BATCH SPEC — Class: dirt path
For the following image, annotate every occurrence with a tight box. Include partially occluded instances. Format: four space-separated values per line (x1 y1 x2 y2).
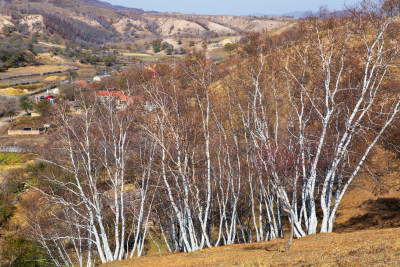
0 111 27 133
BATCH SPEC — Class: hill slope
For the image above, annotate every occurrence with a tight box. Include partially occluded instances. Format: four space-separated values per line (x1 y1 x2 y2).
103 228 400 266
103 153 400 266
0 0 295 42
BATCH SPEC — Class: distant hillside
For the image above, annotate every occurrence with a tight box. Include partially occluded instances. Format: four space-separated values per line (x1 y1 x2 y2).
78 0 144 14
0 0 295 43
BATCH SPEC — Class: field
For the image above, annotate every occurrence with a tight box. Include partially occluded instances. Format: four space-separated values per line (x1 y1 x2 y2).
121 52 163 61
0 53 97 96
0 65 73 80
104 228 400 266
0 64 72 96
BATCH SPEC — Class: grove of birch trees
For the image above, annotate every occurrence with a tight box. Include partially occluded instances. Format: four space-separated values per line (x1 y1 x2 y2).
17 1 400 265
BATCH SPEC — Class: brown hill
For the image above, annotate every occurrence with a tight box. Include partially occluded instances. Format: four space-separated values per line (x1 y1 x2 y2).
0 0 295 42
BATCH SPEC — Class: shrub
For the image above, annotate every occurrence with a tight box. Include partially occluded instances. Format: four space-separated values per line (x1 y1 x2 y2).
35 100 53 117
151 39 162 53
103 54 116 67
19 96 34 113
223 43 237 53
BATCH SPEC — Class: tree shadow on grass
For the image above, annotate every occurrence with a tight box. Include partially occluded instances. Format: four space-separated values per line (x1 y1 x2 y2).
243 242 283 252
335 198 400 232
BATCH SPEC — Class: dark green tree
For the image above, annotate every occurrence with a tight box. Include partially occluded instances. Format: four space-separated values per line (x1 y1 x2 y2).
19 96 34 113
35 100 53 117
103 55 116 67
151 39 162 53
4 110 16 122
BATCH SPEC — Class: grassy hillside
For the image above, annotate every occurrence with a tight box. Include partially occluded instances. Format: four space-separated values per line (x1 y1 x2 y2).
0 153 35 177
102 149 400 266
103 228 400 266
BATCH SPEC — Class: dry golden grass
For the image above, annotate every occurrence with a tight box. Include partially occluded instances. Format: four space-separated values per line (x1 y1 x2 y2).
37 53 66 65
207 47 228 60
103 228 400 267
0 153 35 182
43 75 67 82
16 83 46 90
122 52 164 61
331 147 400 232
102 145 400 267
0 87 27 95
0 82 15 89
268 22 298 36
10 116 47 130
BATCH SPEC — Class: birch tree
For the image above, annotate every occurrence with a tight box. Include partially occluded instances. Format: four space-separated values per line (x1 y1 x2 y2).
19 1 400 260
26 91 156 264
231 0 400 236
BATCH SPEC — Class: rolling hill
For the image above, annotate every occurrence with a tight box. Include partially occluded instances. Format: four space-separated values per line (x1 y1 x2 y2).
0 0 295 43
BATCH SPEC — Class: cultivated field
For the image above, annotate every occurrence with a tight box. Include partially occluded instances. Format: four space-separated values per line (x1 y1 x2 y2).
0 53 98 96
0 65 74 80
